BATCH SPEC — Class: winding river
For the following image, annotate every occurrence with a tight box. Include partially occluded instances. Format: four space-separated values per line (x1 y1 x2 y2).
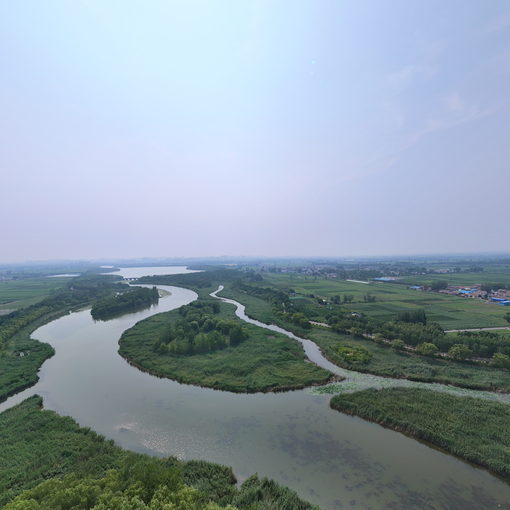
1 267 510 510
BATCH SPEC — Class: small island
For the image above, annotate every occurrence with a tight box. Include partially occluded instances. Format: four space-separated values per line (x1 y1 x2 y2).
119 299 333 393
91 287 159 321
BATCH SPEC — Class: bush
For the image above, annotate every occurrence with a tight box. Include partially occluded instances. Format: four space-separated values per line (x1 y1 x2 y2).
336 345 372 364
391 339 405 350
416 342 438 357
492 352 510 369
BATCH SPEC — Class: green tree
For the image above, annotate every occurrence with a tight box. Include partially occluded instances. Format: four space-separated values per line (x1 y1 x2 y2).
448 344 472 360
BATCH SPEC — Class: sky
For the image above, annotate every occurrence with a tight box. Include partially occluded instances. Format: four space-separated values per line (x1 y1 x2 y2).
1 0 509 262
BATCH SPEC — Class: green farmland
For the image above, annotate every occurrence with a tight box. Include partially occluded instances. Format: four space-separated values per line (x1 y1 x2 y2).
0 277 71 312
260 273 509 329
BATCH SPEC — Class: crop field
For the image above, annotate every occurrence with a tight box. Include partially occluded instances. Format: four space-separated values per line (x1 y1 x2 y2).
259 273 509 329
0 277 70 312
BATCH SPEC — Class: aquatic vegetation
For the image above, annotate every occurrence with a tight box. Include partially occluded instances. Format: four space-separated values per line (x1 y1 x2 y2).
331 388 510 479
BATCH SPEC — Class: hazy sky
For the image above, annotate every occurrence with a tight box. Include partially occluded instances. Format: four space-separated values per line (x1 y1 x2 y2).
1 1 509 262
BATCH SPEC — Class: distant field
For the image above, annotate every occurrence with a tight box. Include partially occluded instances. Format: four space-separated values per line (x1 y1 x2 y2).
261 273 509 329
0 278 70 312
403 266 510 287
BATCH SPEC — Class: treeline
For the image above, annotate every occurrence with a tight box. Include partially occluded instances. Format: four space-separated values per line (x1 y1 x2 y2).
326 309 510 363
153 301 248 356
91 287 159 321
1 396 320 509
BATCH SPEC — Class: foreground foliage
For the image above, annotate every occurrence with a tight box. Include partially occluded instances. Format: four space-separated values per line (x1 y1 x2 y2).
119 299 332 392
0 396 319 509
330 388 510 478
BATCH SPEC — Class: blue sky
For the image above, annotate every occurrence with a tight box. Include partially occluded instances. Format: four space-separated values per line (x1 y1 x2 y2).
1 1 509 262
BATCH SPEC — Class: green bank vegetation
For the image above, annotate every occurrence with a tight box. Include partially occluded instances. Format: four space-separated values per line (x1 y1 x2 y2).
217 279 510 391
0 275 127 402
0 396 319 509
330 387 510 479
91 286 159 321
119 299 332 393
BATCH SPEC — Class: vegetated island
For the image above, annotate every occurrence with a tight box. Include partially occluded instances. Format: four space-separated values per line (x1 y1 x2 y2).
330 387 510 479
0 274 127 403
119 298 334 393
0 395 320 509
91 286 159 321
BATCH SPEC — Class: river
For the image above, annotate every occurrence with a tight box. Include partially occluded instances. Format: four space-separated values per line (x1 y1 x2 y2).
1 266 509 510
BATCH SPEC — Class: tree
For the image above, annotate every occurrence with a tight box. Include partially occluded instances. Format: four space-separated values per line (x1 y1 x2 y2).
448 344 472 360
430 280 448 291
416 342 438 356
397 309 427 325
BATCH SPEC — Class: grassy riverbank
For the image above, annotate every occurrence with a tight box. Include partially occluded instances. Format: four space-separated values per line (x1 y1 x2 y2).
218 284 510 392
0 275 127 403
119 299 333 393
330 388 510 479
0 396 319 509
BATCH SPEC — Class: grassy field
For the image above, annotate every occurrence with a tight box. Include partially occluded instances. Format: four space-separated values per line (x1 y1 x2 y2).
330 387 510 479
260 273 509 329
0 277 70 312
0 396 318 509
119 299 332 393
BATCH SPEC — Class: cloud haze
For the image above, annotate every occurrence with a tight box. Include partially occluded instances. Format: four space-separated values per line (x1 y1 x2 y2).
1 0 509 262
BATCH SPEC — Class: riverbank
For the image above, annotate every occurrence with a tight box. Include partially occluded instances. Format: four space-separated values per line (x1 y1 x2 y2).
330 387 510 480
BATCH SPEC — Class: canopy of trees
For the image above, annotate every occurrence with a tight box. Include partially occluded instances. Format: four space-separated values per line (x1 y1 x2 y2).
153 301 248 356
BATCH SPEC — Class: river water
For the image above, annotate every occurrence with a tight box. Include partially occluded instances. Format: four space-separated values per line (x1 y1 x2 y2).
1 267 509 510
